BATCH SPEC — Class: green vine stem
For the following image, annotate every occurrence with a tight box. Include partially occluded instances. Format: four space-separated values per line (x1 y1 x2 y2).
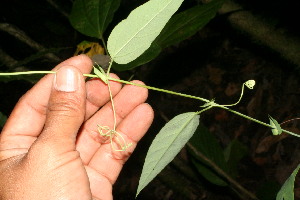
217 105 299 137
105 61 117 131
1 71 299 138
0 71 56 76
108 77 210 103
99 35 108 55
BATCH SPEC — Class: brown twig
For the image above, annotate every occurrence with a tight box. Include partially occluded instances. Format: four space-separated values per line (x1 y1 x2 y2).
218 0 300 68
0 48 29 71
45 0 69 18
0 48 18 68
187 142 259 200
0 23 60 62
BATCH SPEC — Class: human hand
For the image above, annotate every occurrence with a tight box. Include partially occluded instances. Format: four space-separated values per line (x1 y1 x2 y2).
0 55 154 200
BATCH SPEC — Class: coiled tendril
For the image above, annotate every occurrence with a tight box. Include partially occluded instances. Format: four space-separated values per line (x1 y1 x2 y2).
97 125 132 151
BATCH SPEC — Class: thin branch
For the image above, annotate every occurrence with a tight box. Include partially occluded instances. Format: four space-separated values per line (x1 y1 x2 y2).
0 48 18 68
0 23 60 62
219 0 300 68
45 0 69 18
0 48 29 71
187 142 258 200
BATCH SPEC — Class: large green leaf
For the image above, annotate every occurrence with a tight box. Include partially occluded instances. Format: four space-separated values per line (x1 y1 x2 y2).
191 157 228 186
107 0 184 64
136 112 199 196
112 42 161 71
276 164 300 200
69 0 120 38
223 139 248 177
188 123 230 186
111 0 223 70
155 0 224 48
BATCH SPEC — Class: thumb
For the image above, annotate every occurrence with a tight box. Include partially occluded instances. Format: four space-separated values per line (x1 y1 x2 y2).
38 65 86 151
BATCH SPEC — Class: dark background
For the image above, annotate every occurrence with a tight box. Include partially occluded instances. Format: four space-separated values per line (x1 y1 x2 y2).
1 0 300 199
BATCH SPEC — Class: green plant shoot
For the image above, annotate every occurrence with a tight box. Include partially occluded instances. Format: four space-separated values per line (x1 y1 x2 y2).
269 115 283 136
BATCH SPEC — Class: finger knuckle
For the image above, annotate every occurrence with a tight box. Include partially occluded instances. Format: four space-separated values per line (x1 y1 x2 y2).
48 97 83 117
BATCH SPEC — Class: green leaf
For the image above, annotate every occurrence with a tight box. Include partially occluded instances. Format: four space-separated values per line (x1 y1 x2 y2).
191 157 228 186
136 112 199 196
112 42 161 71
111 0 223 70
69 0 121 38
155 0 224 48
276 164 300 200
107 0 184 64
93 66 108 83
0 111 7 128
188 123 229 186
269 115 283 135
223 139 248 177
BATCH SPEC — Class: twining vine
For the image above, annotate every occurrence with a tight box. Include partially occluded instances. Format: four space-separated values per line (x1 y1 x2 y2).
0 67 297 139
1 0 299 198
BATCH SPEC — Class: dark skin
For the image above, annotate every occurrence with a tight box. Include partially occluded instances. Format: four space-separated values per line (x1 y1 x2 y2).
0 55 154 200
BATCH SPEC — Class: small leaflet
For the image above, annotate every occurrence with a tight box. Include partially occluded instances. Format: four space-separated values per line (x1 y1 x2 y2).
268 115 283 135
93 66 108 84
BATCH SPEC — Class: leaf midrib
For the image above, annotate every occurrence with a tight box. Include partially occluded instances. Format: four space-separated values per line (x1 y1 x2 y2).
142 113 197 184
113 0 173 58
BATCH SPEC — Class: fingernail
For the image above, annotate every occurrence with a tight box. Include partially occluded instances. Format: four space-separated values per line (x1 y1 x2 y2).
54 67 79 92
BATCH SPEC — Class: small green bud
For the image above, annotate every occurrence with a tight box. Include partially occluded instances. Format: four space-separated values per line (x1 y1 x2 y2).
245 80 255 89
